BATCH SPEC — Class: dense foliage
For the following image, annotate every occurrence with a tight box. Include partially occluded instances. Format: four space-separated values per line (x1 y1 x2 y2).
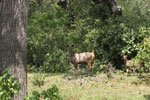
0 69 21 100
24 85 62 100
28 0 150 73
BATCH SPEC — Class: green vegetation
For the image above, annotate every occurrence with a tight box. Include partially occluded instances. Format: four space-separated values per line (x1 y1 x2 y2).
27 0 150 99
28 72 150 100
1 0 150 100
0 69 21 100
27 0 150 73
25 85 62 100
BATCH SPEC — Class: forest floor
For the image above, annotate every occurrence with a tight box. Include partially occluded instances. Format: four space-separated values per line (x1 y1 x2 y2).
28 71 150 100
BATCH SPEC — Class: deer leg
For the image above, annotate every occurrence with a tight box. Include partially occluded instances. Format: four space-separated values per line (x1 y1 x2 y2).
87 61 93 73
74 63 78 70
129 67 133 76
74 63 78 74
126 68 129 76
138 67 142 76
91 60 94 72
72 64 78 76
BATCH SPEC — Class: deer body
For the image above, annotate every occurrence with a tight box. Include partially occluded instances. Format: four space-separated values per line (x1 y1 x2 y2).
124 59 133 73
123 55 142 76
68 45 95 72
123 55 133 75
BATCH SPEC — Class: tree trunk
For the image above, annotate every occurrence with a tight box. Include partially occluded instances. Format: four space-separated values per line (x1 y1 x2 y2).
0 0 28 100
93 0 122 16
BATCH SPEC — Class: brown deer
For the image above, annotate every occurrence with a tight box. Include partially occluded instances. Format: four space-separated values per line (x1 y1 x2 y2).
123 54 142 76
123 54 133 75
67 45 95 72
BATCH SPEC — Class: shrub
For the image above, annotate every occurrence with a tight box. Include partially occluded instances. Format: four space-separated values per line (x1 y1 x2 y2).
24 85 63 100
32 74 45 87
0 68 21 100
27 3 71 72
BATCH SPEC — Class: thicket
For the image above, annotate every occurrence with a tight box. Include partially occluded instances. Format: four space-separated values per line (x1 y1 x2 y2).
28 0 150 73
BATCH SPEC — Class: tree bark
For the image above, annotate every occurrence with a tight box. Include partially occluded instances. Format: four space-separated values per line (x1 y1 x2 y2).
0 0 28 100
93 0 122 16
58 0 122 16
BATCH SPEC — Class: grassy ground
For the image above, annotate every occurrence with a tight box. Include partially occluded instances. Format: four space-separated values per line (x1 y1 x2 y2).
28 71 150 100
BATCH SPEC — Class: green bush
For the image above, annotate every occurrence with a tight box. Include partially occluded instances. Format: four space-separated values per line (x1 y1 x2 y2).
32 74 45 87
135 34 150 72
27 3 71 72
0 68 21 100
24 85 63 100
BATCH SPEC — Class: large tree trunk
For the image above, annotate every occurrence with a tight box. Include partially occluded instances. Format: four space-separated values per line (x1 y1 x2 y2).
0 0 28 100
